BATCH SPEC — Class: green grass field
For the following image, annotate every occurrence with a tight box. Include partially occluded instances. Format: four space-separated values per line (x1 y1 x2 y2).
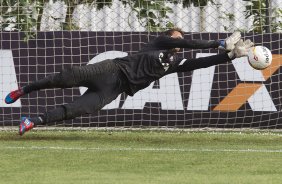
1 130 282 184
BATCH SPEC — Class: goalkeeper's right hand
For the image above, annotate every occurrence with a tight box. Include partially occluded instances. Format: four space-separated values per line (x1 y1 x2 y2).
227 39 254 59
219 31 241 51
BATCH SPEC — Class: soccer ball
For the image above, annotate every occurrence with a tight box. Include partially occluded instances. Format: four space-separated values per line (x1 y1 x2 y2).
247 46 272 70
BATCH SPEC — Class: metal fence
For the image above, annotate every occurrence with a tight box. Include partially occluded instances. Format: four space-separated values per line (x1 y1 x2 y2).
1 0 282 33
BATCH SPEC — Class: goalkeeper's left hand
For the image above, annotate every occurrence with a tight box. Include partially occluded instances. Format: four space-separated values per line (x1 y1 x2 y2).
227 39 254 59
219 31 241 51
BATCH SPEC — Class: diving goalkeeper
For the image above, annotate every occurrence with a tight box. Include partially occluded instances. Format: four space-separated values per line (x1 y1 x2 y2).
5 28 253 135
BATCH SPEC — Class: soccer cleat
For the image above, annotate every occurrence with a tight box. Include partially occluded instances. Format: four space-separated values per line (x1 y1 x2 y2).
5 88 25 104
19 117 34 136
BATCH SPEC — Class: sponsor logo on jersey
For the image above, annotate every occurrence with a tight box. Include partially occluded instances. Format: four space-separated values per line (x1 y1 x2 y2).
158 52 170 71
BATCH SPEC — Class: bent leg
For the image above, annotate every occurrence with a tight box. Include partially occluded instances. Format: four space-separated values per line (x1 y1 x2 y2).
28 60 124 125
34 89 120 125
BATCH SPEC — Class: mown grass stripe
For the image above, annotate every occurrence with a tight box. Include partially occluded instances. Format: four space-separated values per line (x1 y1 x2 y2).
2 146 282 153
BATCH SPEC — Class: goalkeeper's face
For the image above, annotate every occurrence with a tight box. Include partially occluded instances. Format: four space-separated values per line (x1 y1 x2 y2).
171 31 184 52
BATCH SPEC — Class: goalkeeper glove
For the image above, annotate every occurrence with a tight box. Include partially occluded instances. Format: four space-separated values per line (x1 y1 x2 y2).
219 31 241 51
227 39 254 59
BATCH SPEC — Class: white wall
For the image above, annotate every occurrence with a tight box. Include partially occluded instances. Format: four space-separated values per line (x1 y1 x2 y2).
40 0 282 32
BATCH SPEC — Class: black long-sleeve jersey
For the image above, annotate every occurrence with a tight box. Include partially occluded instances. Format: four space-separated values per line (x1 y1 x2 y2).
113 36 231 96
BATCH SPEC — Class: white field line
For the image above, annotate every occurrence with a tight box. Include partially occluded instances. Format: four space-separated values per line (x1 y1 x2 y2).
2 146 282 153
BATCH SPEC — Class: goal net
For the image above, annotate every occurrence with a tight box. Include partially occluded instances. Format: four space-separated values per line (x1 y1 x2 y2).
1 0 282 129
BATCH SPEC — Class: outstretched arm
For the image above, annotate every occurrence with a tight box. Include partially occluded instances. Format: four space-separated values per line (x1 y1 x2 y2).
153 36 221 50
173 53 231 73
152 32 241 50
169 39 254 73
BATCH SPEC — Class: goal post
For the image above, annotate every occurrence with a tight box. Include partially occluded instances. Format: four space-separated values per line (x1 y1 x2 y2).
0 0 282 129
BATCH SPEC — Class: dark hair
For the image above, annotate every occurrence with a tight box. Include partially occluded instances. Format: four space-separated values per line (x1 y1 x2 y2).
163 27 184 37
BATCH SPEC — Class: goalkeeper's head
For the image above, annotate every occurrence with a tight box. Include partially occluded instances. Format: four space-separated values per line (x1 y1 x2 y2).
164 27 184 38
163 27 184 52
